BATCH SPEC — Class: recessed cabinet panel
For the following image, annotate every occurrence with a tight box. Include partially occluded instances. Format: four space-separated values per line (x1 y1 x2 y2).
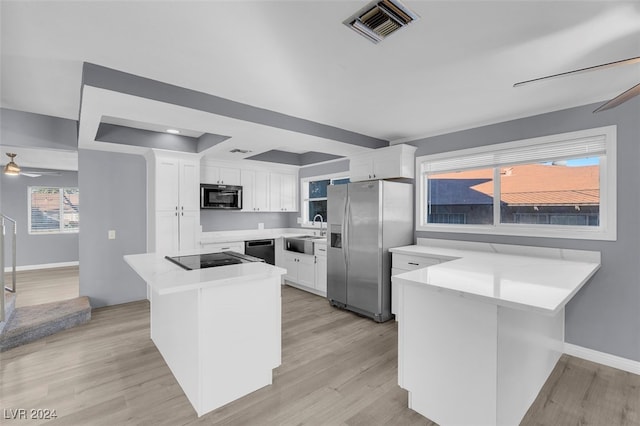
269 172 298 212
157 160 180 211
242 169 270 212
315 255 327 294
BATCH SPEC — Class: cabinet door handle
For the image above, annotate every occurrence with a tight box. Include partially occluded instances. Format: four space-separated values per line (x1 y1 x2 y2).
408 262 420 266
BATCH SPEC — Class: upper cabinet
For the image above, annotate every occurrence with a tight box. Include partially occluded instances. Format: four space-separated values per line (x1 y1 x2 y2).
269 172 297 212
201 164 241 185
241 169 270 212
349 144 417 182
147 151 200 253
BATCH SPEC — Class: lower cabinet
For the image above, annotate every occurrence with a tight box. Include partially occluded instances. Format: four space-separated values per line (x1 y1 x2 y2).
282 252 315 288
391 253 442 317
278 241 328 297
314 244 327 295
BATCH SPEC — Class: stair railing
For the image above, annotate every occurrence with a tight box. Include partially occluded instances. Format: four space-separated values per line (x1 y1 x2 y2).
1 214 17 322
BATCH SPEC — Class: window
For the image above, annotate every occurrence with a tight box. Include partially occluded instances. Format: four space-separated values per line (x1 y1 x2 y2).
29 187 79 234
301 174 350 226
417 125 616 240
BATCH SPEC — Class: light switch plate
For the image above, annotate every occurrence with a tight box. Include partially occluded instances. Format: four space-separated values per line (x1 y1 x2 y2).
108 230 116 240
258 223 264 230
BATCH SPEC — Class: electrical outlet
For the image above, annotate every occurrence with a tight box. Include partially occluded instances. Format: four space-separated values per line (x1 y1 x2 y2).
108 230 116 240
258 223 264 230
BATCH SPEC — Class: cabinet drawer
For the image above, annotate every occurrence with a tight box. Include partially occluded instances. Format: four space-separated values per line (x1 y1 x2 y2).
314 244 327 257
201 241 244 254
392 253 440 271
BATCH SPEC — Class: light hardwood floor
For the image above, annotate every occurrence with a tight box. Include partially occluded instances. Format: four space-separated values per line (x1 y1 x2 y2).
5 266 79 308
1 268 638 425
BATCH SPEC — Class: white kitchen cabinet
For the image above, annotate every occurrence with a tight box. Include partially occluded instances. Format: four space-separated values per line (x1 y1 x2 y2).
201 164 241 185
241 169 270 212
282 251 315 288
269 172 297 212
314 244 327 295
391 252 442 317
200 240 245 254
350 144 417 182
147 151 200 253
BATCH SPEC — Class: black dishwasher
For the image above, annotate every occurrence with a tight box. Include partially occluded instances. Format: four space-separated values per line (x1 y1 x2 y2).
244 239 275 265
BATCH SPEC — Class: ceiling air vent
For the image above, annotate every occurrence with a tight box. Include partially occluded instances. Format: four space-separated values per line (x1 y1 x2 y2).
345 0 418 44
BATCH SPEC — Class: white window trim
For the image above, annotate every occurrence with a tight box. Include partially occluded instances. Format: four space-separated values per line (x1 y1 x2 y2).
416 125 617 241
28 186 80 235
300 172 348 229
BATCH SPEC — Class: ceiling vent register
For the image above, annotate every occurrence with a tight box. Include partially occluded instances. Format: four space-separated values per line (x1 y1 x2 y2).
345 0 418 44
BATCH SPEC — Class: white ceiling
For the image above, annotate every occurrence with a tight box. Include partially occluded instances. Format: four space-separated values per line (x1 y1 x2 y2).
1 1 639 153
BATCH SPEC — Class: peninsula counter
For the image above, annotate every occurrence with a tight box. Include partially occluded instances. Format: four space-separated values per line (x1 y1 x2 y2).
390 240 600 426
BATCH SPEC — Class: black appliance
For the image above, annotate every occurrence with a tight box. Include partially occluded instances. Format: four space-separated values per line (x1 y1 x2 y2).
201 184 242 209
244 239 275 265
165 251 263 270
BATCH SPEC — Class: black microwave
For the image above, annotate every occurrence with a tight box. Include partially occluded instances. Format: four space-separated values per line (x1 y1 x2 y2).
200 184 242 209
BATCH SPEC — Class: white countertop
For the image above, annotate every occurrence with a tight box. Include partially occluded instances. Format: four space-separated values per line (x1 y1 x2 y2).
125 248 286 295
390 244 600 315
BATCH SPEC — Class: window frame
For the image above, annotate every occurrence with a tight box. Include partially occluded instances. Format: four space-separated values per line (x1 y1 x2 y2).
300 172 349 228
28 186 80 235
416 125 617 241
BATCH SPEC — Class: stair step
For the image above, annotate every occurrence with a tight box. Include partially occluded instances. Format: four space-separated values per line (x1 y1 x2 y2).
0 296 91 352
0 291 17 334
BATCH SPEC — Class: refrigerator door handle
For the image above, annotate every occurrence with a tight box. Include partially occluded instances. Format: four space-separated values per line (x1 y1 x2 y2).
345 195 351 267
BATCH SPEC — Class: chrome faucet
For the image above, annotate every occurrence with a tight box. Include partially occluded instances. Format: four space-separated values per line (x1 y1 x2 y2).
313 214 326 236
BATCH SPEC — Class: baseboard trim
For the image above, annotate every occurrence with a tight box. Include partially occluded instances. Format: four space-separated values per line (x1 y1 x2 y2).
564 343 640 375
4 261 79 272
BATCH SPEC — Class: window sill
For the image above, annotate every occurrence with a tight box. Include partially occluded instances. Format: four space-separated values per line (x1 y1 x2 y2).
416 223 616 241
28 231 79 235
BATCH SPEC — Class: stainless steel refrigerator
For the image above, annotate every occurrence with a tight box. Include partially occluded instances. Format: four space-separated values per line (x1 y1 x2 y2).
327 180 413 322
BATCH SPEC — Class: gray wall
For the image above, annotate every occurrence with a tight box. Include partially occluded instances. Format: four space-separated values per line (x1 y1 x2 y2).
201 210 295 232
299 159 349 179
78 149 147 308
407 98 640 362
1 108 77 150
1 108 79 267
1 171 79 267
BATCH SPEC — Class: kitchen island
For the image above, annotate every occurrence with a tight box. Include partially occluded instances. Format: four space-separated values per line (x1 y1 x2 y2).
124 249 286 417
391 240 600 426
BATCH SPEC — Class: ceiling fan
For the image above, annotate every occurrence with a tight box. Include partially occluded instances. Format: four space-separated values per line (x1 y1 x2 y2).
3 153 61 178
514 56 640 113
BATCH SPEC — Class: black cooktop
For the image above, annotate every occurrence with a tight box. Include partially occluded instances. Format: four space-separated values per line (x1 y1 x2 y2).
165 251 263 271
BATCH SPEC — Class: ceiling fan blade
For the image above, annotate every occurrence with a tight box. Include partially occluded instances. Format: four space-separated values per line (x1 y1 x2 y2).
514 56 640 87
19 170 61 177
593 82 640 113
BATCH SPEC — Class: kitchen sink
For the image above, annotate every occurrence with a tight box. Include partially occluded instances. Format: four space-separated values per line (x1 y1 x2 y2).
284 235 326 254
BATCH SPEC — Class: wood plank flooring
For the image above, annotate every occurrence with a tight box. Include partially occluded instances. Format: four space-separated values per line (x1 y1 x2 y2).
5 266 79 308
1 268 638 425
